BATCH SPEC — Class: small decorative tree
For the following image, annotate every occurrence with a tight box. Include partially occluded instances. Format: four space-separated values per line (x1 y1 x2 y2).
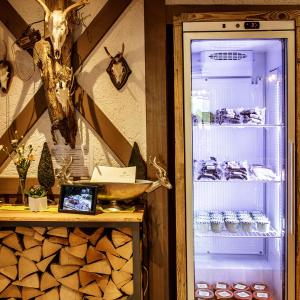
38 142 55 193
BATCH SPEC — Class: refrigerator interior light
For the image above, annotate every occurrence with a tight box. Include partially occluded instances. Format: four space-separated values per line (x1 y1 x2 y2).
267 70 279 83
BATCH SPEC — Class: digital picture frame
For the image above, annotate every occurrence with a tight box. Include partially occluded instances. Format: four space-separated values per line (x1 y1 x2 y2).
59 184 98 215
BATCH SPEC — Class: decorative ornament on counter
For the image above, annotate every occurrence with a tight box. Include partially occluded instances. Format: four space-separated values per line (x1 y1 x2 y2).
104 43 132 90
26 185 48 212
0 41 13 94
76 156 172 212
147 157 172 192
55 156 73 185
0 131 34 205
128 142 147 180
38 142 55 193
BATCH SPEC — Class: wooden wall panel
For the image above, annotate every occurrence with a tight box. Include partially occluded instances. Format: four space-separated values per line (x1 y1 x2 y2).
144 0 170 299
295 28 300 300
0 86 47 168
72 0 132 71
75 87 132 166
166 5 300 24
0 0 28 39
173 20 186 300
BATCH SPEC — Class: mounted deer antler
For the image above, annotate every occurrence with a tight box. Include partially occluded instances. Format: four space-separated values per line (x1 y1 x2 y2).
104 43 132 90
35 0 51 23
63 0 89 17
146 156 172 193
35 0 89 59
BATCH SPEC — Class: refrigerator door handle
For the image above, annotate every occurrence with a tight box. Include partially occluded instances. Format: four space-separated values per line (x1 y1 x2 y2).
289 141 295 235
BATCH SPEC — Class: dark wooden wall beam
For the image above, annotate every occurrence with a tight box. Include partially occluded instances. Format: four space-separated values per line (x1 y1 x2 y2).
0 0 28 39
0 178 60 195
0 86 47 167
72 0 132 71
144 0 170 299
75 87 132 165
166 4 300 24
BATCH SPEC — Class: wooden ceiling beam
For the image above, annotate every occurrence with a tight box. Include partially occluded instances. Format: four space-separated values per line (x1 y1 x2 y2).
72 0 132 71
0 0 28 40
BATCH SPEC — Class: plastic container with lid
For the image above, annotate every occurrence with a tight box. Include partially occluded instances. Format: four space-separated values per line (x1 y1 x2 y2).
195 289 215 299
233 283 250 291
215 289 234 299
250 283 269 292
253 291 272 300
233 290 252 299
214 282 232 290
195 281 212 290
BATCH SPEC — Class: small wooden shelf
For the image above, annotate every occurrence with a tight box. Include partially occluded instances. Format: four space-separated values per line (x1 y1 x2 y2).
0 205 144 224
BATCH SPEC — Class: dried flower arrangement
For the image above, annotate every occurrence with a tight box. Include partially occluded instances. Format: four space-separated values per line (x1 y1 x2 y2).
0 131 34 204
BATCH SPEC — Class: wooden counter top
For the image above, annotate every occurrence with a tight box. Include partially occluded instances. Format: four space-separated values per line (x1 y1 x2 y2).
0 205 144 223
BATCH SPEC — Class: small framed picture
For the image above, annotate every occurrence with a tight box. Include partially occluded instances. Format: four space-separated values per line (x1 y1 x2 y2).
59 184 98 215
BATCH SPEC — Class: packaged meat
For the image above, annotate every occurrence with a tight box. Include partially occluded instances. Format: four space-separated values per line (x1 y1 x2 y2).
233 290 252 299
195 281 212 290
214 282 232 290
233 283 249 291
195 288 215 299
215 289 234 299
252 291 272 299
251 283 269 292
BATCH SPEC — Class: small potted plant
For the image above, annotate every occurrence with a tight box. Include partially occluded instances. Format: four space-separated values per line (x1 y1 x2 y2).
26 185 47 212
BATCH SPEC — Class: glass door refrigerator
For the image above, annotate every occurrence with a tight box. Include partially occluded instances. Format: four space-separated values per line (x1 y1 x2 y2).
182 21 295 300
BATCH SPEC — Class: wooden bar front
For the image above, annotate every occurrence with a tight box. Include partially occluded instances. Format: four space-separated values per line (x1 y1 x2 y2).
0 207 143 299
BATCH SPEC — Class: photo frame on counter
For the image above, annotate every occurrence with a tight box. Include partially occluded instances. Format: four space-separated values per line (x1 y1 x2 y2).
59 184 98 215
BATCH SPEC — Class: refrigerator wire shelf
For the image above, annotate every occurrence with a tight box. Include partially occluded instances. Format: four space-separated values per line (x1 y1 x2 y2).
194 178 282 183
195 226 283 238
193 124 284 129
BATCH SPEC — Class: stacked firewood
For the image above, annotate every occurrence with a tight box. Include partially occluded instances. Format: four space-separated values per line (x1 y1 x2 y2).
0 226 134 299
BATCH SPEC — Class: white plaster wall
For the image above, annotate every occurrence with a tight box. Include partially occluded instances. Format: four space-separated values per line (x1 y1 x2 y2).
0 21 42 137
8 0 45 35
166 0 300 4
76 0 146 157
0 0 146 178
73 0 107 41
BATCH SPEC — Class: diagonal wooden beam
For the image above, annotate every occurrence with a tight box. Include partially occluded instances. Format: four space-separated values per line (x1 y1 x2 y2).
75 87 132 165
0 0 28 40
0 86 47 167
72 0 132 71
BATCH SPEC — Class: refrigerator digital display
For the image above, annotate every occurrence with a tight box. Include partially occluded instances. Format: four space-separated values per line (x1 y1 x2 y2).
244 21 260 29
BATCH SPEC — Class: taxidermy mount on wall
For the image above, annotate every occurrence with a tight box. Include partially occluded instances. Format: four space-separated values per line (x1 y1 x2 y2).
33 0 89 149
0 42 12 94
104 43 132 90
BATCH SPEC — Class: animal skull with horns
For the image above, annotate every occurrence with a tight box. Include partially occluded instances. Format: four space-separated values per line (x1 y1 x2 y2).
35 0 89 59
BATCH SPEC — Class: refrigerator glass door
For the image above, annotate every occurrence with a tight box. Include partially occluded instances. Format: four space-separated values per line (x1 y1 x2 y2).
183 25 295 300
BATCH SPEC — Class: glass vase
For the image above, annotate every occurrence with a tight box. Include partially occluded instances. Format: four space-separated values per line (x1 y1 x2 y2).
16 165 29 206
